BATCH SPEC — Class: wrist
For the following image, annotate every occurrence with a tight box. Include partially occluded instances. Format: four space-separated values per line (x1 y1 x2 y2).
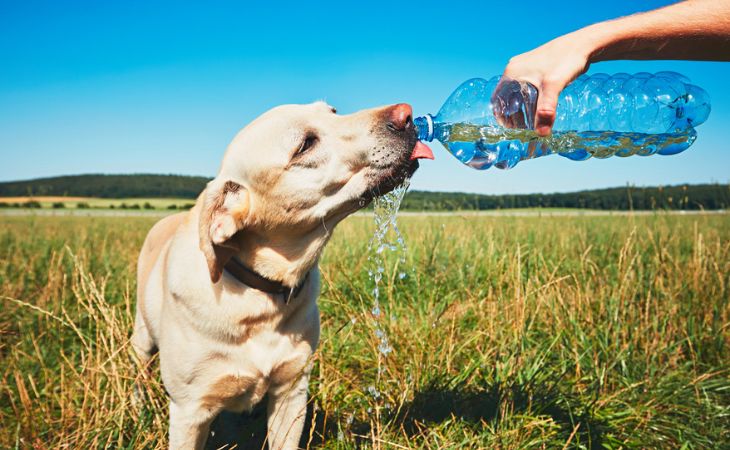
545 25 603 69
576 21 620 63
583 17 650 63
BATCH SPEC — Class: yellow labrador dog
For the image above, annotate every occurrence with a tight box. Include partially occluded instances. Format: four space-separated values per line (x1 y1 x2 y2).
132 101 433 450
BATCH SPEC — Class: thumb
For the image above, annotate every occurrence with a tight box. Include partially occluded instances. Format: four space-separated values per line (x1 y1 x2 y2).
534 81 561 136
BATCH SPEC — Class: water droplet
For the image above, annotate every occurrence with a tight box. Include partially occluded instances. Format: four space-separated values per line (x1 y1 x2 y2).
371 305 380 317
378 342 393 355
367 385 381 398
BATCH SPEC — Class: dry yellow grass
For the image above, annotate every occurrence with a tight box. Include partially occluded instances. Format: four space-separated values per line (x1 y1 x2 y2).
1 213 729 448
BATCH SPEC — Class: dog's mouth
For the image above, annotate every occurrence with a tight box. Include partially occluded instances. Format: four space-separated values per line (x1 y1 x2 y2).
361 137 433 204
361 160 418 203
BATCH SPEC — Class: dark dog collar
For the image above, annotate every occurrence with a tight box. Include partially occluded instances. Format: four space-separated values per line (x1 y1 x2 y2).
224 257 308 303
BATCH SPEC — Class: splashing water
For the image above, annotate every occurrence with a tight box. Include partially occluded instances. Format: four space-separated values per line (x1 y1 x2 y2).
368 178 410 352
364 178 410 418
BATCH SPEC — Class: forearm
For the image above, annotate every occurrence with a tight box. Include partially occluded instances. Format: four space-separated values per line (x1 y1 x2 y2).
500 0 730 135
581 0 730 62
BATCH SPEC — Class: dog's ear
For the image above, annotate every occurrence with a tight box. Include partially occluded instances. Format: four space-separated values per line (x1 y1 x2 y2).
199 179 251 283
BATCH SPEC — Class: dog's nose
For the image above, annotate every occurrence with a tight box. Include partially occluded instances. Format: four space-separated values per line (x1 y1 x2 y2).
387 103 413 131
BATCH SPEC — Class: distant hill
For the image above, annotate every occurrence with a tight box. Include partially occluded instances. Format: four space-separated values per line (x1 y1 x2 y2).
0 174 728 210
0 174 211 199
402 184 730 211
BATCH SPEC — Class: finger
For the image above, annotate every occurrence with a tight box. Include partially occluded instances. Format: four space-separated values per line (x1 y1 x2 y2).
535 82 561 136
492 78 528 129
491 79 511 127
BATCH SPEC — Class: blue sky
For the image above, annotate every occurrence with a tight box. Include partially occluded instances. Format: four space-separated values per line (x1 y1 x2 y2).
1 0 728 195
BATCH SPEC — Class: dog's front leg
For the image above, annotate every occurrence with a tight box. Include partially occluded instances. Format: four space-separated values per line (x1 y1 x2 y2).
266 374 309 450
168 401 214 450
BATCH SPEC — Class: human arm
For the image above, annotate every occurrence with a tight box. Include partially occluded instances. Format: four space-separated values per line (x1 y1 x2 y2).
501 0 730 136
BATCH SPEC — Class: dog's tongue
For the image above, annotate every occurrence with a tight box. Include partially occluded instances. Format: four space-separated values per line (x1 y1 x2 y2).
410 141 434 160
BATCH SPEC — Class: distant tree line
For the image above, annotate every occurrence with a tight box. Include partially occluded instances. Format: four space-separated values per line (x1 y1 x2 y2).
0 174 727 211
401 184 730 211
0 174 210 198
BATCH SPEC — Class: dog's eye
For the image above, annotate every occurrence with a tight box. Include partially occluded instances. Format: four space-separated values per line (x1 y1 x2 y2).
330 107 337 114
296 134 318 156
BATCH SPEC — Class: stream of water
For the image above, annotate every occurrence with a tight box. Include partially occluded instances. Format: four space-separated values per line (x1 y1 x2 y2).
364 178 410 419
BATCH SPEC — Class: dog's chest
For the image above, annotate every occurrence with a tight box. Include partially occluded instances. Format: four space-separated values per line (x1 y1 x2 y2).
201 327 313 413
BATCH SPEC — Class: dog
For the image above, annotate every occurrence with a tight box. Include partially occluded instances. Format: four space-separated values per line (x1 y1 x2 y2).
131 101 434 450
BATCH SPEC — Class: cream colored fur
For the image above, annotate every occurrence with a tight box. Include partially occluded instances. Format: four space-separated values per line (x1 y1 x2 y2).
132 101 418 450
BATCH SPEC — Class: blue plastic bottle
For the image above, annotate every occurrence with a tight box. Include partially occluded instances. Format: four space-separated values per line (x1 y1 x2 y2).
414 72 711 170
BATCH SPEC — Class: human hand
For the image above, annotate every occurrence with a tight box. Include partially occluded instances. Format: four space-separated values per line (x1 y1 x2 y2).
496 0 730 136
498 32 593 136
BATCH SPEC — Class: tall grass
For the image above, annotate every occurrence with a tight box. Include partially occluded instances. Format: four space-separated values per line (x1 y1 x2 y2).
1 213 728 449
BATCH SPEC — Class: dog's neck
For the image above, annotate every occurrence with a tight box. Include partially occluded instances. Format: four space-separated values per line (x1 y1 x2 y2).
232 226 332 288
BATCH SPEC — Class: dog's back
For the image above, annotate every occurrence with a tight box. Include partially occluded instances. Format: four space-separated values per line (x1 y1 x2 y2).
137 212 187 304
133 212 187 359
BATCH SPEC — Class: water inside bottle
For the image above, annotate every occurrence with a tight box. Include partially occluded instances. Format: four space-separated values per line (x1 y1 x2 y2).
441 123 697 170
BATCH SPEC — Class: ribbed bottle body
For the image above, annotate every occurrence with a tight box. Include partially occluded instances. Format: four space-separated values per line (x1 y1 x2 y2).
414 72 710 170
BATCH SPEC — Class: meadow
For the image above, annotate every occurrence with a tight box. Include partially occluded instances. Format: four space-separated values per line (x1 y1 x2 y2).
1 212 729 449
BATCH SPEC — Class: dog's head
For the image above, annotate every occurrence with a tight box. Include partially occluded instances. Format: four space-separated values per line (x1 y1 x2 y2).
199 101 433 283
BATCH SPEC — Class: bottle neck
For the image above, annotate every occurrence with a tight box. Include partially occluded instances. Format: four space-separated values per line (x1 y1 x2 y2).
414 115 435 142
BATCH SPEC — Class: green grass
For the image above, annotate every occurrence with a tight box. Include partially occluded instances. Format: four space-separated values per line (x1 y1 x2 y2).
1 213 729 449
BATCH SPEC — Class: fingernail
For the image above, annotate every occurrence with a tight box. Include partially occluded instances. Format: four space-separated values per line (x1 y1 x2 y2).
536 115 553 128
535 115 554 136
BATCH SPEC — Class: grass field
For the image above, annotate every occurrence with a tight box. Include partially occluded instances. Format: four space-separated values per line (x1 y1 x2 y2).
1 213 729 449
